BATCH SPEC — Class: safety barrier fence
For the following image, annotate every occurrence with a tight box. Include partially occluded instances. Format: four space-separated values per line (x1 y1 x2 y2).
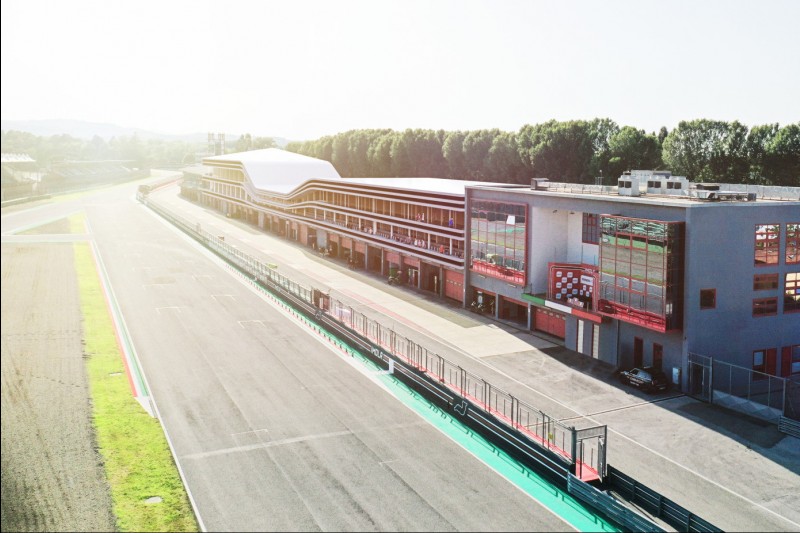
688 352 795 423
778 416 800 438
605 467 720 532
567 474 664 533
141 192 721 532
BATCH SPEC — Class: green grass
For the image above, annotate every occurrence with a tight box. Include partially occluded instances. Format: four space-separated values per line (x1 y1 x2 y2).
74 243 198 532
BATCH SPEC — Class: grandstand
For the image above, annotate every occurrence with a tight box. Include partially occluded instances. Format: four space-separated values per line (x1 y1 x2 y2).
1 153 43 201
43 160 147 194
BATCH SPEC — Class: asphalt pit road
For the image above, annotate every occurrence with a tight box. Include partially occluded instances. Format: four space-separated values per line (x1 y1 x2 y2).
144 496 163 504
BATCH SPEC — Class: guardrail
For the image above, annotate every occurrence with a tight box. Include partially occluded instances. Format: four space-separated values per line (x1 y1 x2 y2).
567 474 663 532
140 193 721 532
606 466 721 532
779 416 800 438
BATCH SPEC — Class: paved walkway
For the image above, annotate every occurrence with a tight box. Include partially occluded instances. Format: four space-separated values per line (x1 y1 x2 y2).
152 186 800 532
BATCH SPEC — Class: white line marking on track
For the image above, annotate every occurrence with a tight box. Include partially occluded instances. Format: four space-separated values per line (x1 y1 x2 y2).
155 306 182 314
237 320 265 328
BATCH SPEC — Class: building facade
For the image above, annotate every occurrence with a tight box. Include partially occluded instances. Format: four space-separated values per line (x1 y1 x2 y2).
465 178 800 398
181 149 524 304
181 150 800 402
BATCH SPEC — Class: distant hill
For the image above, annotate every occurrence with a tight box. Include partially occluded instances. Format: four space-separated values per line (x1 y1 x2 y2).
0 119 290 147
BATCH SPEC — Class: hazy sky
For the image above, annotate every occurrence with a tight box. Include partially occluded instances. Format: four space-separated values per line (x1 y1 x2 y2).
2 0 798 140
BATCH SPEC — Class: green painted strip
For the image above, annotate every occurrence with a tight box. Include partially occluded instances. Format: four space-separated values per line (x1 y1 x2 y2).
359 348 618 532
521 293 546 305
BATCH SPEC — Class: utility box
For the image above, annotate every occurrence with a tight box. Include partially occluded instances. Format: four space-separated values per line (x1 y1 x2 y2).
618 175 641 196
672 366 681 386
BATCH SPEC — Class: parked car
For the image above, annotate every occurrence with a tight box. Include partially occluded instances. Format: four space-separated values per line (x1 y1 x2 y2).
618 366 668 393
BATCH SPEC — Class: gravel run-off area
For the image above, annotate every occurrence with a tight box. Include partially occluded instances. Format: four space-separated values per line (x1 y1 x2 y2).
1 242 116 532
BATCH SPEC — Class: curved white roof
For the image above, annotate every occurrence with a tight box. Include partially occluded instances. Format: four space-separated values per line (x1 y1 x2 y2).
204 148 342 194
203 148 523 197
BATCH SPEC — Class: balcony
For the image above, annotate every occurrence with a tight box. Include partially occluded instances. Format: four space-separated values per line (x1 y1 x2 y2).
471 259 525 285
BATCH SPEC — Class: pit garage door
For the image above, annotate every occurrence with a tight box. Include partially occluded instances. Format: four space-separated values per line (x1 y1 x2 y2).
534 307 566 339
444 269 464 302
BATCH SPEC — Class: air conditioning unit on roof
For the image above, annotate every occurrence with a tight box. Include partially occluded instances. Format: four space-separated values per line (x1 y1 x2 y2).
618 175 641 196
664 176 689 195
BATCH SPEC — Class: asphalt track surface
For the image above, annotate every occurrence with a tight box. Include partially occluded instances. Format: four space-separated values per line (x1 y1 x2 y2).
3 184 580 531
4 179 800 532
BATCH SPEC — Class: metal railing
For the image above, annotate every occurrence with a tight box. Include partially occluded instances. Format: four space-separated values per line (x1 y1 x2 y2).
605 467 721 532
688 352 791 423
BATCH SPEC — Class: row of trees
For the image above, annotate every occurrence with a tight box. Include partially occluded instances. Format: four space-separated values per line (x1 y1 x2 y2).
287 119 799 186
0 130 205 169
0 131 278 170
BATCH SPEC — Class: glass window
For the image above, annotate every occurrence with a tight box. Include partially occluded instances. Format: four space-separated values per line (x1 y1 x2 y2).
470 201 527 285
755 224 780 266
700 289 716 309
597 215 684 331
787 223 799 264
752 297 778 317
582 213 599 244
753 273 779 291
785 272 800 313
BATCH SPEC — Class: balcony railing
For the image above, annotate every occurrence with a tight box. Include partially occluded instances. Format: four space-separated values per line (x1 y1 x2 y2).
312 214 466 259
471 259 525 285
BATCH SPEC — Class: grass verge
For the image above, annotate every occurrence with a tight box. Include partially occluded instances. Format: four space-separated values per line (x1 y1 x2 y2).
74 242 198 532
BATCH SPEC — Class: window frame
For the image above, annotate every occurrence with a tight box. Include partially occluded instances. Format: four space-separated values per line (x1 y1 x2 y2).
754 224 781 266
752 297 778 317
791 345 800 376
784 272 800 313
699 288 716 309
753 273 779 291
469 201 527 285
753 349 766 374
786 223 799 264
582 213 600 245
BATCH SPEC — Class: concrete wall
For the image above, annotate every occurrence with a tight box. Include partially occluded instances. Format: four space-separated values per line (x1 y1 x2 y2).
683 202 800 372
617 323 684 381
565 212 600 266
529 207 569 293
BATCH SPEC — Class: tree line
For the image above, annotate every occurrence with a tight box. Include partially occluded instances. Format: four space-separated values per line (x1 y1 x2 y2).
286 119 799 187
0 131 277 170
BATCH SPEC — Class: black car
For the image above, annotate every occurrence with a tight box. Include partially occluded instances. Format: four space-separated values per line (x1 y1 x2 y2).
618 366 668 393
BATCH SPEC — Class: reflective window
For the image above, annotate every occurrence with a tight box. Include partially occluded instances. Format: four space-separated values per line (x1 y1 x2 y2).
582 213 599 244
753 273 779 291
755 224 780 266
785 272 800 313
470 201 527 285
787 223 799 264
598 216 684 331
752 297 778 317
